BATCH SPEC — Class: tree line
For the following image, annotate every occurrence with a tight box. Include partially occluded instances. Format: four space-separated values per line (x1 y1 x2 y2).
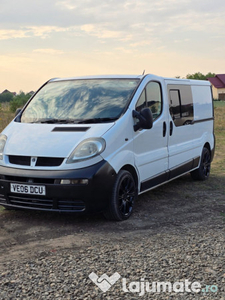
0 72 217 112
185 72 215 80
176 72 215 80
0 91 32 112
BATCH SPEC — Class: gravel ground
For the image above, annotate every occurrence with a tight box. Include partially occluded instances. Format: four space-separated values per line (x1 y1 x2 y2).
0 174 225 299
1 224 225 299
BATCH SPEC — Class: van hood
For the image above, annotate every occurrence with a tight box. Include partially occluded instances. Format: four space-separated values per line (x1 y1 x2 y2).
3 122 114 158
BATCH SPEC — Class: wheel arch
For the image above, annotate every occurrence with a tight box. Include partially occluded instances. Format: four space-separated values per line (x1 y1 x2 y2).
203 142 212 159
120 164 139 189
204 142 210 151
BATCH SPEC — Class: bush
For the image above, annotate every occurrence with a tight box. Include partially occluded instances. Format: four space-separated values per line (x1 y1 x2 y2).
10 92 31 113
0 92 13 103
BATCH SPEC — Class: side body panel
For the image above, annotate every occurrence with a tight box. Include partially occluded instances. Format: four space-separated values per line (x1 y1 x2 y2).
166 79 214 173
130 76 170 192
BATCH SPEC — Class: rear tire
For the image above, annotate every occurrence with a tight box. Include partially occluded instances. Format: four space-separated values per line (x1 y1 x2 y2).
191 147 211 181
104 170 137 221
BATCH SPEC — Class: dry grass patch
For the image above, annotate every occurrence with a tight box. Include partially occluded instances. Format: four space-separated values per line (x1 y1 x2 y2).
212 104 225 176
0 103 14 132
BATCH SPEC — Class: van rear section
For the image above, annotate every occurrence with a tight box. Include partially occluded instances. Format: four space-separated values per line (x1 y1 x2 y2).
163 79 214 182
0 74 215 220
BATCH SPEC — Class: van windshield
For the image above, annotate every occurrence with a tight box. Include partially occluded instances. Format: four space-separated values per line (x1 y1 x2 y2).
20 79 140 124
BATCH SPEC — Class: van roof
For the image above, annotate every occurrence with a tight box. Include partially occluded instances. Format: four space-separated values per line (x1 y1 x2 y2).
50 75 144 82
49 74 211 86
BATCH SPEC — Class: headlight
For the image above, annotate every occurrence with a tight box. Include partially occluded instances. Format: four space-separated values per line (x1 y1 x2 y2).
66 138 106 163
0 134 7 160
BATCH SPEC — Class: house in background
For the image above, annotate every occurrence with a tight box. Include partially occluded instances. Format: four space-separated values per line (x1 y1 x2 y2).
207 74 225 100
1 89 16 96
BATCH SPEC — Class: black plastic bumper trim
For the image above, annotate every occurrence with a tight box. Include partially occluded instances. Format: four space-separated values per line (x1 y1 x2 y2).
140 157 200 192
0 160 116 213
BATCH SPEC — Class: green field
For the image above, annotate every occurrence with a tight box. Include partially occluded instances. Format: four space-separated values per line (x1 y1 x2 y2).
213 100 225 108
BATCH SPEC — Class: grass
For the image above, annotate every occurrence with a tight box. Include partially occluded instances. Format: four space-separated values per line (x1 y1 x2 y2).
0 103 14 132
213 100 225 108
212 103 225 177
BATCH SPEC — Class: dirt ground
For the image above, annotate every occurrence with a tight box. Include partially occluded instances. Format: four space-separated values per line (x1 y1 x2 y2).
0 172 224 263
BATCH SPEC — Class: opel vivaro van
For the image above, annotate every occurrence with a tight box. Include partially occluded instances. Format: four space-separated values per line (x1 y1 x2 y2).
0 74 215 220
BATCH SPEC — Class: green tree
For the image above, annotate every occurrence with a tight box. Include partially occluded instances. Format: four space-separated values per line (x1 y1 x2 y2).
10 91 31 112
0 92 13 103
186 72 215 80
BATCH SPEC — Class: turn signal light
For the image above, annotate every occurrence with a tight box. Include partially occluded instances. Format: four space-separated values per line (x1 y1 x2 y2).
60 179 88 185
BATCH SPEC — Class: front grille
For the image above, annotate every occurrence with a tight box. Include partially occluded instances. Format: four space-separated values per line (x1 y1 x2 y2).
8 156 64 167
0 193 7 203
9 155 30 166
58 199 85 211
9 195 53 209
8 195 85 211
36 157 64 167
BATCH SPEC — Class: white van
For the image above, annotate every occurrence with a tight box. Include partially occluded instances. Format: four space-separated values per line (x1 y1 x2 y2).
0 74 215 220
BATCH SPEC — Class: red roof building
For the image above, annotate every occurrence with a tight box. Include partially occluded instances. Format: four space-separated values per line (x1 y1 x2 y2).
208 74 225 100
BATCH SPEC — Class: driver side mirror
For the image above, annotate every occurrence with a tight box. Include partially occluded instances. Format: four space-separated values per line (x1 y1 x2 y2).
132 107 153 132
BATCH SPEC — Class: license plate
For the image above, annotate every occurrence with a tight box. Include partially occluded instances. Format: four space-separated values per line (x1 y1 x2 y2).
10 183 46 196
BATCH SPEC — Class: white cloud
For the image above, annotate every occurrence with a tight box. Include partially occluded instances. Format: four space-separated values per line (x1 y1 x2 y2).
33 48 64 55
56 0 77 10
1 0 225 92
81 24 123 39
0 29 28 40
0 26 75 41
28 26 69 38
0 0 224 46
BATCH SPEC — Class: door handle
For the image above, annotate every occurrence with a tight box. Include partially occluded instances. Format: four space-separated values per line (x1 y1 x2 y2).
170 121 173 136
163 122 166 137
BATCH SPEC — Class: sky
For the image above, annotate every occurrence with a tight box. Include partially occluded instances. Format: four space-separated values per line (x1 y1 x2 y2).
1 0 225 93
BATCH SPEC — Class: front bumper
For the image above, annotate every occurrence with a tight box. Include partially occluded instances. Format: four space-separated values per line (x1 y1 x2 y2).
0 160 116 213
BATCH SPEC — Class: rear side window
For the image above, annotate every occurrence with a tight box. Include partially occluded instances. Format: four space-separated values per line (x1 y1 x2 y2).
136 81 162 120
168 85 193 126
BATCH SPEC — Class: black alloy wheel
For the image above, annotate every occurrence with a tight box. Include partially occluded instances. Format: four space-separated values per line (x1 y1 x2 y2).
104 170 137 221
191 147 211 180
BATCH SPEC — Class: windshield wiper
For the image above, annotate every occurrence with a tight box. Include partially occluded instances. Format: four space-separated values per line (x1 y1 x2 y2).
33 118 78 124
30 117 117 124
77 117 117 124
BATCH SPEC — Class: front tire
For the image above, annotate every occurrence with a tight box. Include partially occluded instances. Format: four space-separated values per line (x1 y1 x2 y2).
104 170 137 221
191 147 211 181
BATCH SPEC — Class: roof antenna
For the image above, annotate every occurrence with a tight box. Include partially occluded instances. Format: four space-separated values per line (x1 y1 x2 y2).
142 70 145 75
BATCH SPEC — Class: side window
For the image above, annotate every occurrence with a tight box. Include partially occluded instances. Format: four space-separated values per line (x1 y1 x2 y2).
169 90 181 122
136 90 146 112
168 85 193 126
135 81 162 120
146 82 162 119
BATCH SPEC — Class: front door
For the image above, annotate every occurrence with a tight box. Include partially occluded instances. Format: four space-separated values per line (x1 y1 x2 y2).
133 81 169 192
